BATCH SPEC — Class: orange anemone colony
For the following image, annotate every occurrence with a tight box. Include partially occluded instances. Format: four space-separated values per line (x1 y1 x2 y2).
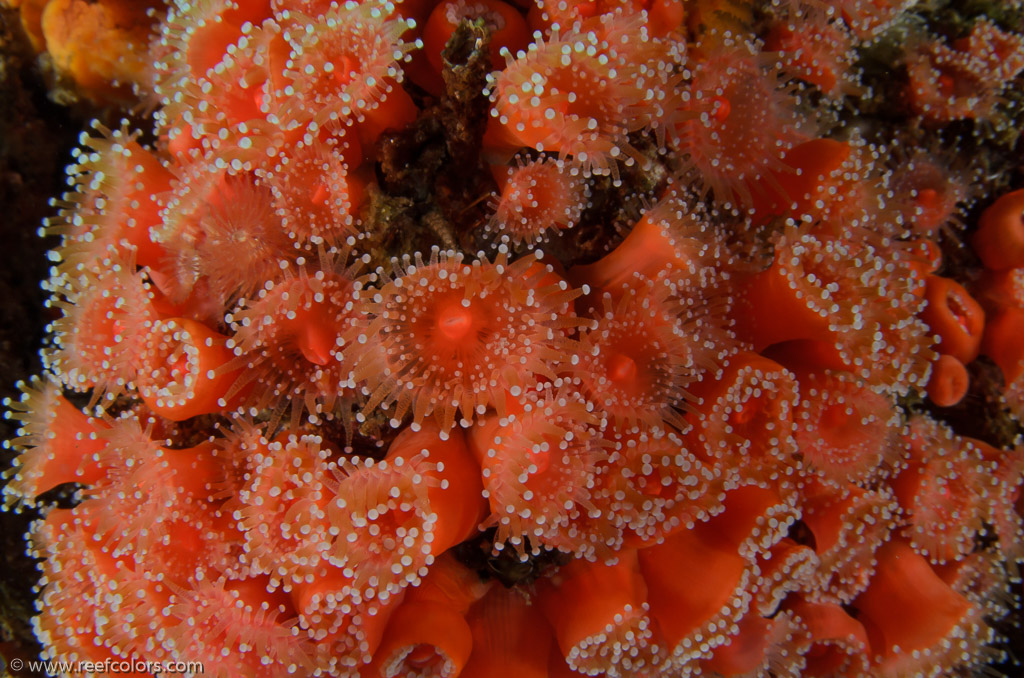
5 0 1024 676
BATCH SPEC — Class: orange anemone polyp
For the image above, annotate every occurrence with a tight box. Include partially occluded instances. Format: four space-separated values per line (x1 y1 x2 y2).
137 317 240 421
926 354 970 407
919 275 985 364
854 540 981 678
467 386 609 559
3 377 108 503
972 187 1024 270
637 518 753 661
784 598 870 677
571 277 706 431
538 549 665 676
686 351 799 484
791 370 900 484
488 157 588 246
981 305 1024 384
355 247 584 435
568 195 721 293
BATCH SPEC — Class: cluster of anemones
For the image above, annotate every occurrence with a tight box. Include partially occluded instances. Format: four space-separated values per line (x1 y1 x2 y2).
4 0 1024 676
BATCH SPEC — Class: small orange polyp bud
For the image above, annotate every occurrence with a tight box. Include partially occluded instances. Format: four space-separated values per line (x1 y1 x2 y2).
973 188 1024 270
138 317 239 421
920 275 985 364
926 354 970 407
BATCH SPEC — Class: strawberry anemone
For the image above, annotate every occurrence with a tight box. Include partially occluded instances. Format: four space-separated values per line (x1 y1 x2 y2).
162 18 302 162
221 425 339 585
327 425 486 604
602 424 723 544
367 552 492 678
44 249 158 401
136 317 239 421
163 575 317 677
151 0 276 152
698 610 809 678
671 36 809 208
784 597 870 677
45 124 172 275
487 156 590 246
258 136 365 246
279 1 419 130
538 549 667 677
569 194 731 293
733 222 933 395
765 5 862 98
791 370 901 485
74 415 230 563
891 415 995 564
2 376 107 505
485 11 683 178
30 509 175 670
221 247 368 429
972 188 1024 271
153 166 295 313
685 351 800 491
571 275 720 431
467 385 612 560
799 482 898 604
853 540 990 678
636 503 755 662
355 247 584 435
